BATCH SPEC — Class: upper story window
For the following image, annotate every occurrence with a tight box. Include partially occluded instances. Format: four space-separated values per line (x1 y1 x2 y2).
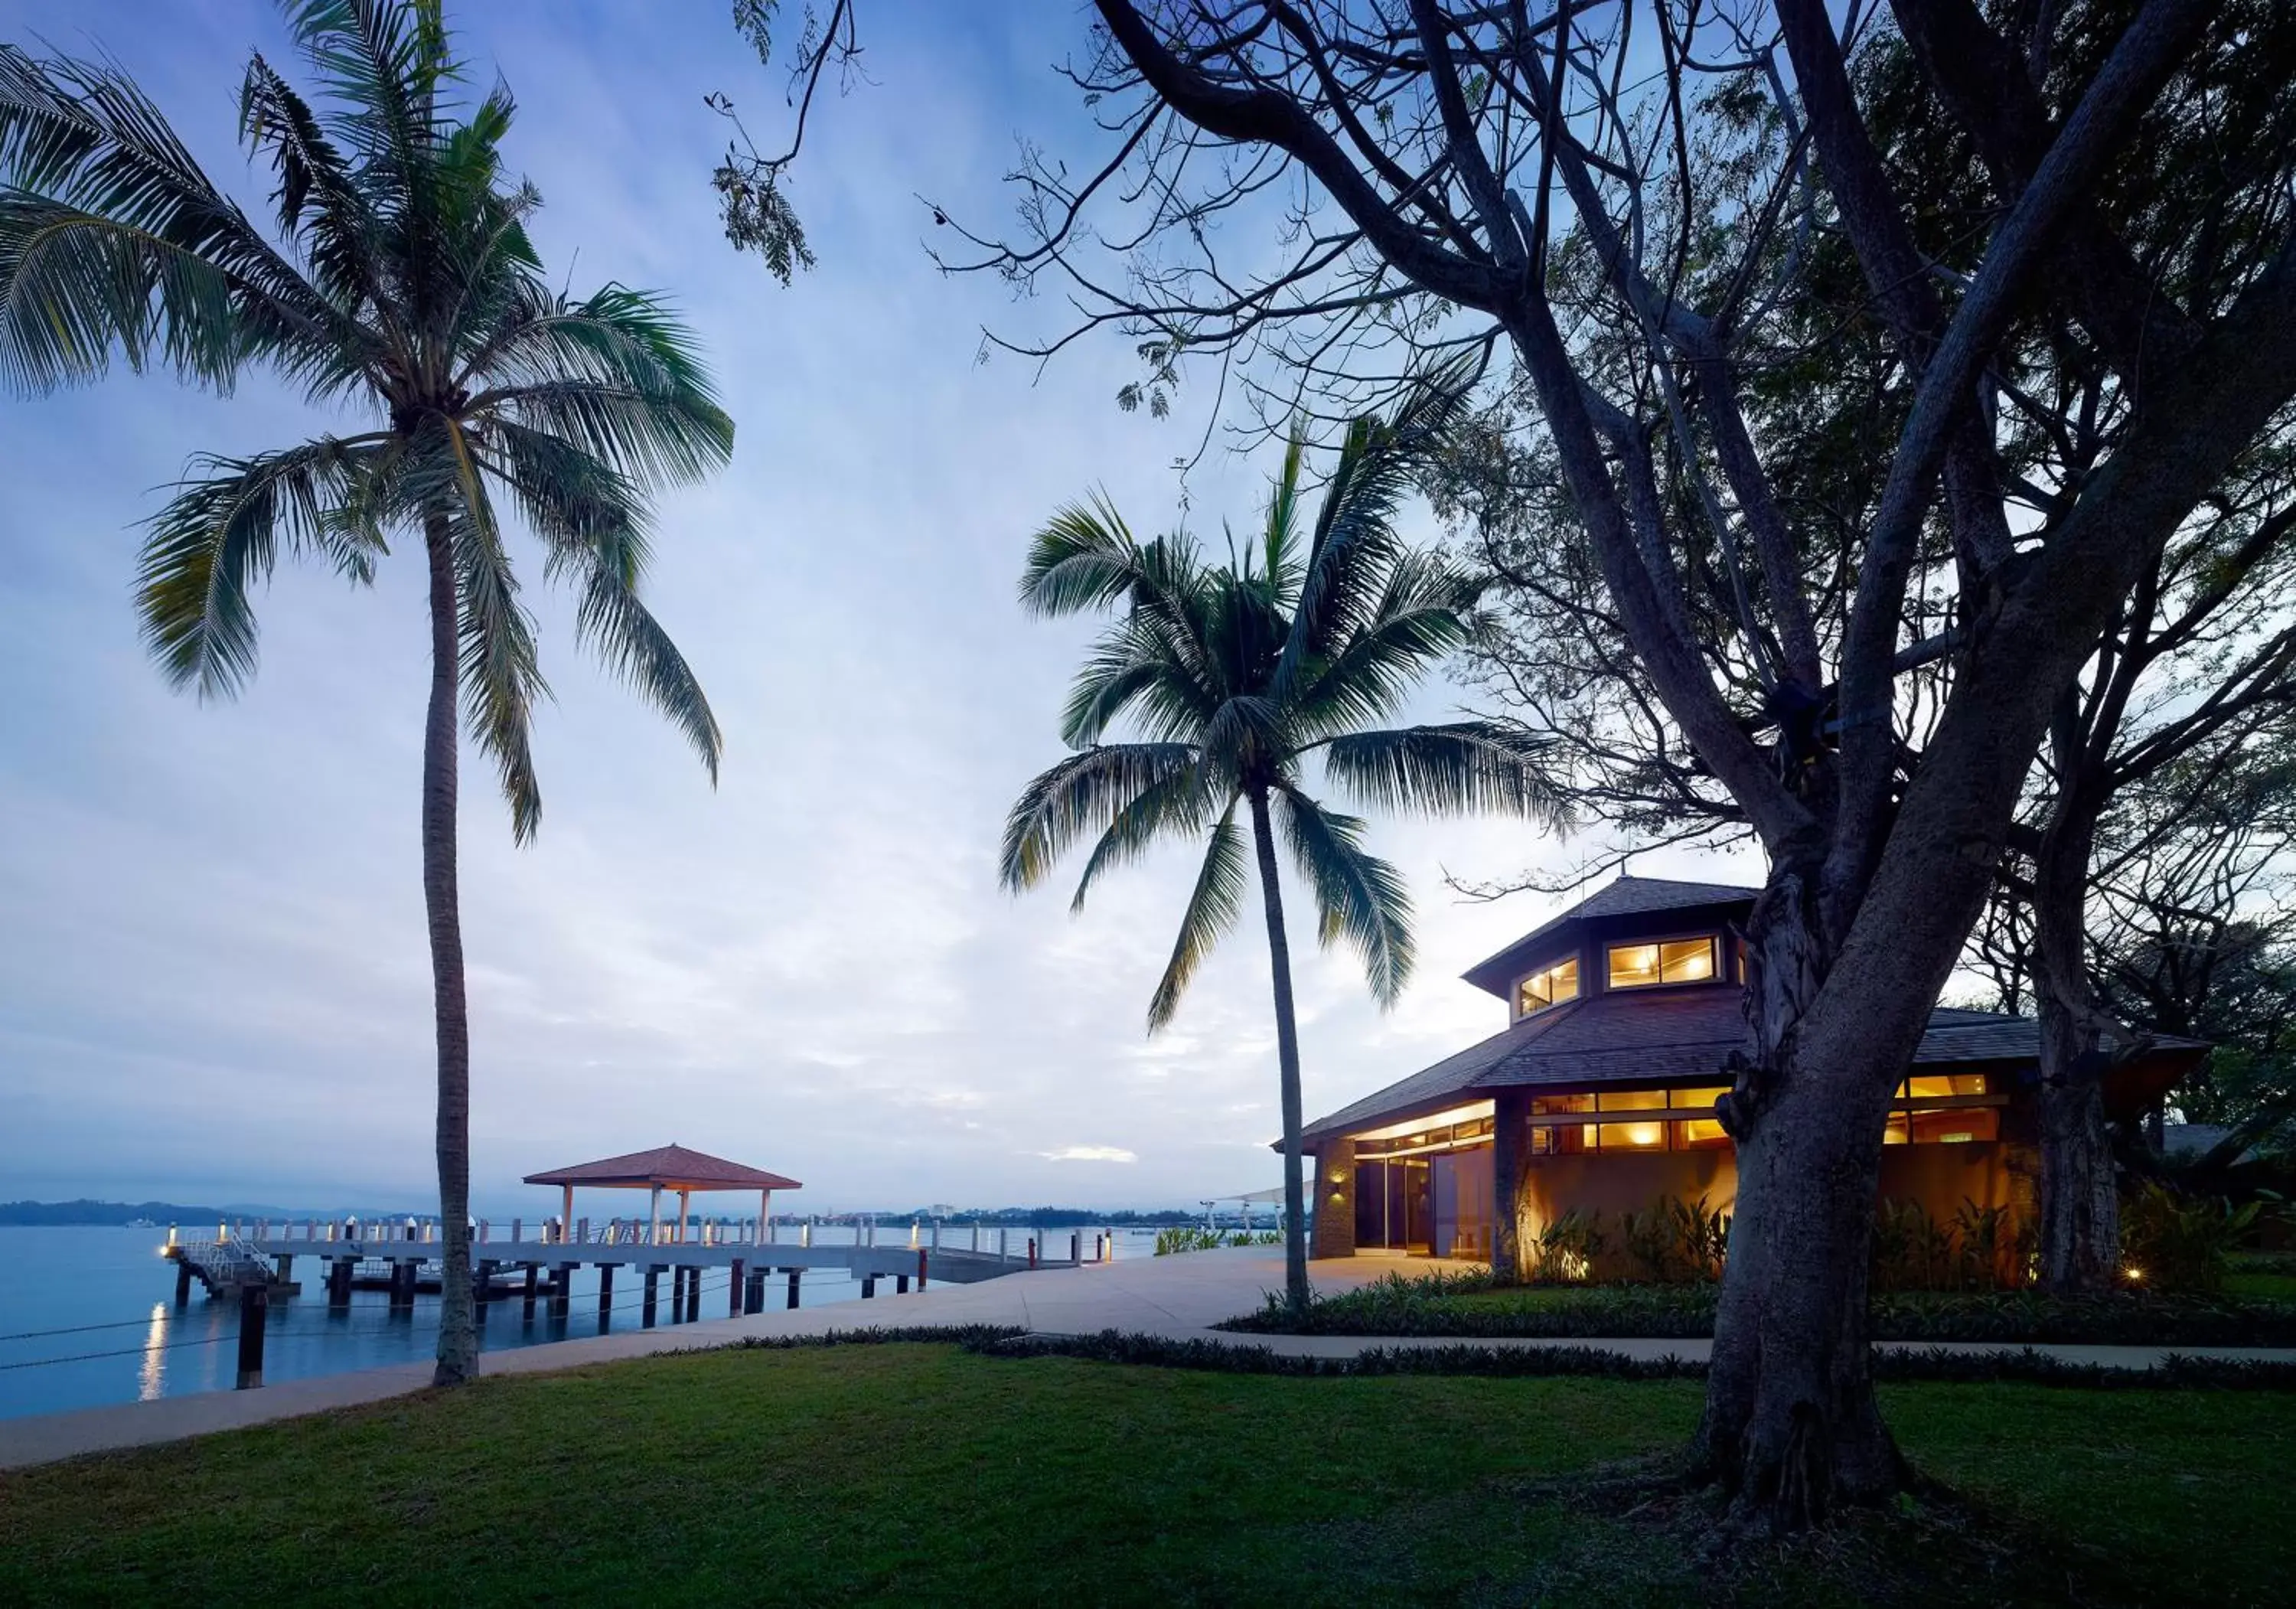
1516 955 1580 1017
1606 935 1719 991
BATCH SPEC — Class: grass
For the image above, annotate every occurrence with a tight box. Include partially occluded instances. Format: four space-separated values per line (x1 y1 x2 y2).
1221 1270 2296 1345
2 1340 2292 1606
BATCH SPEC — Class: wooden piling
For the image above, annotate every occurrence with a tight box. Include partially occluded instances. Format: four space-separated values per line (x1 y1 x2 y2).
683 1268 701 1323
598 1262 615 1320
235 1284 267 1389
729 1258 744 1317
785 1268 801 1310
642 1265 661 1327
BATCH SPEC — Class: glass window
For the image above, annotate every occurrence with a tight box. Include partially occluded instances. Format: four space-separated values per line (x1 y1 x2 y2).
1906 1072 1988 1100
1530 1124 1590 1155
1606 936 1719 990
1669 1086 1730 1108
1596 1088 1666 1111
1517 955 1580 1017
1596 1120 1668 1150
1674 1118 1730 1149
1531 1093 1594 1115
1910 1108 1999 1144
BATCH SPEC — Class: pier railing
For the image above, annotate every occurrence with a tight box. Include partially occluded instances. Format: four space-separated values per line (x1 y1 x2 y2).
174 1217 1127 1268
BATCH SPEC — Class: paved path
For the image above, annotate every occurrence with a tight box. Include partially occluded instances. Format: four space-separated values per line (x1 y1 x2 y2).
5 1247 2290 1470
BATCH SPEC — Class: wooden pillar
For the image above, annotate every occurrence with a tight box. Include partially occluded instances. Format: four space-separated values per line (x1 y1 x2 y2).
275 1252 294 1283
328 1257 354 1307
744 1268 765 1314
1490 1088 1530 1284
475 1259 497 1307
918 1248 931 1291
1309 1137 1358 1260
684 1267 701 1323
785 1268 801 1310
729 1258 745 1317
521 1263 539 1317
677 1189 691 1245
550 1265 574 1319
598 1262 615 1319
642 1265 661 1327
647 1186 662 1246
861 1274 876 1299
895 1273 908 1294
235 1284 268 1389
758 1190 771 1245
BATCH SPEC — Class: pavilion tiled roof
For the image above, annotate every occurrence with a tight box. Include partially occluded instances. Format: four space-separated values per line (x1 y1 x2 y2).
523 1144 801 1193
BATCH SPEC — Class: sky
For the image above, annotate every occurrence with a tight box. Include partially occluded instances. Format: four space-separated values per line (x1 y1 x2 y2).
0 0 1759 1216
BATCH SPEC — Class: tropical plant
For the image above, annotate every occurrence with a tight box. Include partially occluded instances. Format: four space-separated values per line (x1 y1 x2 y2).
1000 374 1564 1312
0 2 732 1383
2122 1182 2266 1294
1528 1207 1608 1284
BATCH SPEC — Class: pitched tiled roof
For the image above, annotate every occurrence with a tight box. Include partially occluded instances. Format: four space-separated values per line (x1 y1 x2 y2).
1459 875 1762 995
1296 993 2112 1147
523 1144 801 1192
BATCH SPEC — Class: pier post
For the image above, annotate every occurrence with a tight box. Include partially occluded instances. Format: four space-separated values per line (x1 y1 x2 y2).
598 1262 615 1320
642 1265 661 1327
684 1268 701 1323
1071 1232 1080 1266
511 1218 522 1244
550 1264 574 1320
276 1252 295 1284
895 1274 908 1294
328 1258 353 1307
744 1268 765 1314
1028 1238 1038 1270
785 1268 801 1310
729 1259 744 1317
522 1263 539 1318
476 1259 497 1307
173 1257 192 1307
861 1275 876 1299
918 1248 929 1292
390 1261 417 1309
235 1284 267 1389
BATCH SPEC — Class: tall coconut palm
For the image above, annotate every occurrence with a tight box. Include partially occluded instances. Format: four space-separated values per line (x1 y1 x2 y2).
0 2 732 1383
1002 380 1565 1311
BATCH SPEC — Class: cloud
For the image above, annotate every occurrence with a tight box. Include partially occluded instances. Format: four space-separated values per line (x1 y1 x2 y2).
1038 1146 1139 1164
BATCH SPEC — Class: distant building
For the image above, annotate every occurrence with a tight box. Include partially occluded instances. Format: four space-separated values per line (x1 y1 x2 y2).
1289 876 2207 1264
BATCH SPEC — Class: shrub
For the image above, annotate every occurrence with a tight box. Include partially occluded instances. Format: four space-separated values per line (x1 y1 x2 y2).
1528 1206 1608 1282
2121 1183 2265 1294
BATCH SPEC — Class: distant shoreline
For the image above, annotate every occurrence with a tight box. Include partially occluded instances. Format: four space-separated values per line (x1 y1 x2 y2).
2 1199 1221 1228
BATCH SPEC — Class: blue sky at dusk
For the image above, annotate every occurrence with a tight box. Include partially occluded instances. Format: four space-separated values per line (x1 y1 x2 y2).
0 0 1754 1214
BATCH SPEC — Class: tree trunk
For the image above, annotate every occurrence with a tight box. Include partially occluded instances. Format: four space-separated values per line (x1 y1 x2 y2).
1695 870 1906 1529
422 513 478 1387
2033 800 2122 1291
1246 787 1311 1313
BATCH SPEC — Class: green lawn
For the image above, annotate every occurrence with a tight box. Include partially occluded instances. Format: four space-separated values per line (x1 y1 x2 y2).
2 1343 2288 1606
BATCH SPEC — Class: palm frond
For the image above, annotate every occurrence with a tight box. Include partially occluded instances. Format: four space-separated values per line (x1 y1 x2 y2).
1291 550 1484 737
1320 722 1570 828
999 742 1202 893
1070 766 1225 914
136 435 386 697
1277 786 1414 1008
1146 801 1249 1032
0 44 338 392
1261 430 1305 600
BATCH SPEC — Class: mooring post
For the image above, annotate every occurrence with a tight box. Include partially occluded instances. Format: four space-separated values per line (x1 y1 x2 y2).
1028 1237 1038 1270
744 1268 765 1314
550 1265 573 1319
327 1257 352 1307
598 1262 615 1320
895 1273 908 1294
785 1268 801 1310
642 1265 661 1327
917 1248 929 1292
861 1274 876 1299
522 1263 539 1318
475 1259 497 1307
235 1283 268 1389
729 1258 744 1317
684 1268 701 1323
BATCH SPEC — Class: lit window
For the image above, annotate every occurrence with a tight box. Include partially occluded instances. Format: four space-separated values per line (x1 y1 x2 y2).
1530 1093 1593 1116
1517 955 1580 1017
1596 1089 1665 1112
1669 1086 1730 1109
1905 1073 1988 1099
1675 1118 1730 1149
1597 1121 1668 1149
1606 936 1718 991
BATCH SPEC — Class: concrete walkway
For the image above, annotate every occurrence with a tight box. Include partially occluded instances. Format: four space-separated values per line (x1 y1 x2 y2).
5 1247 2290 1470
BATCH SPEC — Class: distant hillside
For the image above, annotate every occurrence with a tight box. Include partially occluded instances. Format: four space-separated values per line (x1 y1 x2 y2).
0 1199 409 1226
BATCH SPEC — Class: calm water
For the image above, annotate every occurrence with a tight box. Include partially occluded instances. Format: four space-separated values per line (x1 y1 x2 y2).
0 1224 1165 1421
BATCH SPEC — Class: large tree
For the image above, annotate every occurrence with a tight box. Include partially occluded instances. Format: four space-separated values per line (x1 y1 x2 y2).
0 0 732 1383
866 0 2296 1527
1001 380 1561 1310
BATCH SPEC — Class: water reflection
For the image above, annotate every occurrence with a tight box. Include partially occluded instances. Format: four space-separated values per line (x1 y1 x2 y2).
138 1303 167 1401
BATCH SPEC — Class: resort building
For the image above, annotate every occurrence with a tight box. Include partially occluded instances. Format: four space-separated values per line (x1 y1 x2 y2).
1294 876 2205 1268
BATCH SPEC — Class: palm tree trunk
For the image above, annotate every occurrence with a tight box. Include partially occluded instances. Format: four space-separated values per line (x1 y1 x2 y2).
422 511 478 1386
1246 787 1311 1313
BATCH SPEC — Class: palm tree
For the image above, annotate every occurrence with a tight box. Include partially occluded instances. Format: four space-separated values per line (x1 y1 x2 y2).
0 2 732 1383
1001 380 1564 1311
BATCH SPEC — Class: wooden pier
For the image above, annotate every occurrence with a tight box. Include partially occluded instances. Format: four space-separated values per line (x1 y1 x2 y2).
164 1217 1112 1314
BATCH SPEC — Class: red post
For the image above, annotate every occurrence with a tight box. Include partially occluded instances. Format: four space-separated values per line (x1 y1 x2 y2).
1028 1236 1038 1270
916 1248 929 1291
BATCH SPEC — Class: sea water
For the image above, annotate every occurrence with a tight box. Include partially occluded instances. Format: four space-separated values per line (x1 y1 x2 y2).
0 1223 1165 1421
